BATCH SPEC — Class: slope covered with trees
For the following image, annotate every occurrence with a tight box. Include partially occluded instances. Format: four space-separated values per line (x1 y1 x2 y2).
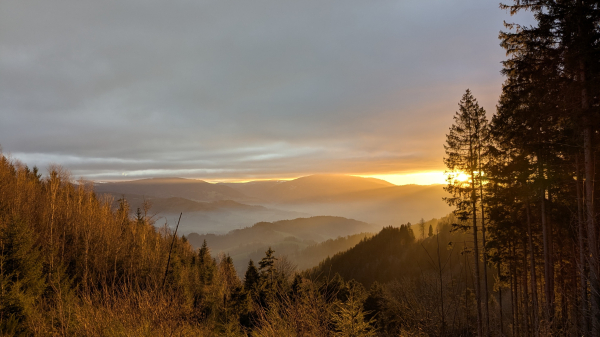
0 156 238 335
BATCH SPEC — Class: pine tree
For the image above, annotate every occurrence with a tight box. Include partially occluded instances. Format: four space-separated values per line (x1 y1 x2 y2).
331 284 376 337
428 225 433 238
244 259 259 292
443 89 489 337
418 218 426 240
498 2 600 333
198 239 215 285
0 216 46 333
258 247 277 288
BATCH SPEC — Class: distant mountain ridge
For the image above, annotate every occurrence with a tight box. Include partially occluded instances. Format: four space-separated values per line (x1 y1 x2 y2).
95 177 249 202
101 193 265 214
187 216 379 251
93 174 451 231
221 174 394 202
186 215 379 274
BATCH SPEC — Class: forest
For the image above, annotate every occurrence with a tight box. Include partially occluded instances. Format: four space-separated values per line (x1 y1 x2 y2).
1 0 600 336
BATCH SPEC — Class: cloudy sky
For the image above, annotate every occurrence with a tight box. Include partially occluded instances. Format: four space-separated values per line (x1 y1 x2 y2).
1 0 529 184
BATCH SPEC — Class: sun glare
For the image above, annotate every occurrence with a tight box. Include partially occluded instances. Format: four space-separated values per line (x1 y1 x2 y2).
455 172 469 182
359 171 447 185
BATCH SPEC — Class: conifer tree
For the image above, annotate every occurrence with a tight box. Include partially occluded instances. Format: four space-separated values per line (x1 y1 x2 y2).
331 284 376 337
418 218 426 240
498 1 600 333
259 247 277 287
244 260 259 292
0 217 46 333
444 89 489 337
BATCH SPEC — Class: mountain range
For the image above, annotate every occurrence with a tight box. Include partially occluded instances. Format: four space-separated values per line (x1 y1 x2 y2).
93 174 451 233
186 216 378 274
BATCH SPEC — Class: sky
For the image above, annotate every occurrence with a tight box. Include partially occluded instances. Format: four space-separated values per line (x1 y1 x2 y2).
1 0 530 184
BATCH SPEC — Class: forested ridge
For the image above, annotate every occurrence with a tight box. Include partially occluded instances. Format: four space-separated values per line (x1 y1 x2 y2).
2 0 600 336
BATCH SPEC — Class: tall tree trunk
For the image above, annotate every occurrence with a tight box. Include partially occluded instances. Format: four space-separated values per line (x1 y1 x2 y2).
512 243 521 329
583 120 599 336
580 43 600 334
473 196 483 337
498 260 504 337
526 200 540 336
510 243 516 337
577 8 600 331
471 150 483 337
576 154 590 335
480 175 490 336
523 239 530 336
539 160 554 324
478 132 490 336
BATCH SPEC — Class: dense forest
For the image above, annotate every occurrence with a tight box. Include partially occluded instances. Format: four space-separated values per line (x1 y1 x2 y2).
1 0 600 336
440 1 600 336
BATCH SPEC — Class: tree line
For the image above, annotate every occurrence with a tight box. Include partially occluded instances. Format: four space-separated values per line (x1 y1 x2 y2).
443 1 600 336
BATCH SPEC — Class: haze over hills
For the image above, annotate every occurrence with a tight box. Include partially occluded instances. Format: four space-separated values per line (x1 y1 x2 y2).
186 216 379 273
99 192 307 235
93 174 451 232
94 177 249 202
220 174 394 202
308 214 466 287
223 175 451 226
270 183 452 227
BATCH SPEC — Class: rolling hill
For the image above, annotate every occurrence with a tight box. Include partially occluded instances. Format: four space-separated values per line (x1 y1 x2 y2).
186 216 380 273
94 177 249 202
94 174 451 233
307 214 468 287
221 174 394 202
258 183 452 228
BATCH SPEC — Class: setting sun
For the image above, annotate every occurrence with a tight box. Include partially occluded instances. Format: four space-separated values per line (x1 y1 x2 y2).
455 172 469 182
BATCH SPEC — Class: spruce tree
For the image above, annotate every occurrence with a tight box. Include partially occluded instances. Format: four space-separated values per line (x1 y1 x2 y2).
0 216 46 333
243 259 259 292
443 89 489 337
258 247 277 287
418 218 426 240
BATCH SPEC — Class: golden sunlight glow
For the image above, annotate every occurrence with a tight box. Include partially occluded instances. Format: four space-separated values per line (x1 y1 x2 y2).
455 172 469 182
359 171 447 185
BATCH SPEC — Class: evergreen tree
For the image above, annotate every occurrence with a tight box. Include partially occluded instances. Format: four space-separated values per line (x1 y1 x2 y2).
198 239 215 285
331 284 376 337
428 224 433 238
418 218 426 240
244 259 259 292
258 247 277 288
0 217 46 333
443 89 489 337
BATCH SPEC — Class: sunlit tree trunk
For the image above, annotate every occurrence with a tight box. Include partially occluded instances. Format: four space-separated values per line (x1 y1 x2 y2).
526 200 540 337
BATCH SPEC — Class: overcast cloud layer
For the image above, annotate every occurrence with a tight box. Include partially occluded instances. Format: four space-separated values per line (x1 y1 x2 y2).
1 0 526 181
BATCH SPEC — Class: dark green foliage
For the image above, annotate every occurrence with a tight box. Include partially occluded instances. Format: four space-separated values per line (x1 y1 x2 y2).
258 247 277 286
0 216 45 333
243 259 259 292
363 282 384 328
309 224 417 286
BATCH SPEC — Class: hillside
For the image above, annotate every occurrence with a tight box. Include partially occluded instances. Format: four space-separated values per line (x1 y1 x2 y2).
105 193 265 214
95 175 450 231
186 216 379 272
221 174 393 202
292 233 372 270
97 189 308 235
308 214 470 287
267 183 452 227
94 177 249 202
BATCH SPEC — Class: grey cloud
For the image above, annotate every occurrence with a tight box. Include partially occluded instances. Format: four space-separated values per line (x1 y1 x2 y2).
1 0 530 180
